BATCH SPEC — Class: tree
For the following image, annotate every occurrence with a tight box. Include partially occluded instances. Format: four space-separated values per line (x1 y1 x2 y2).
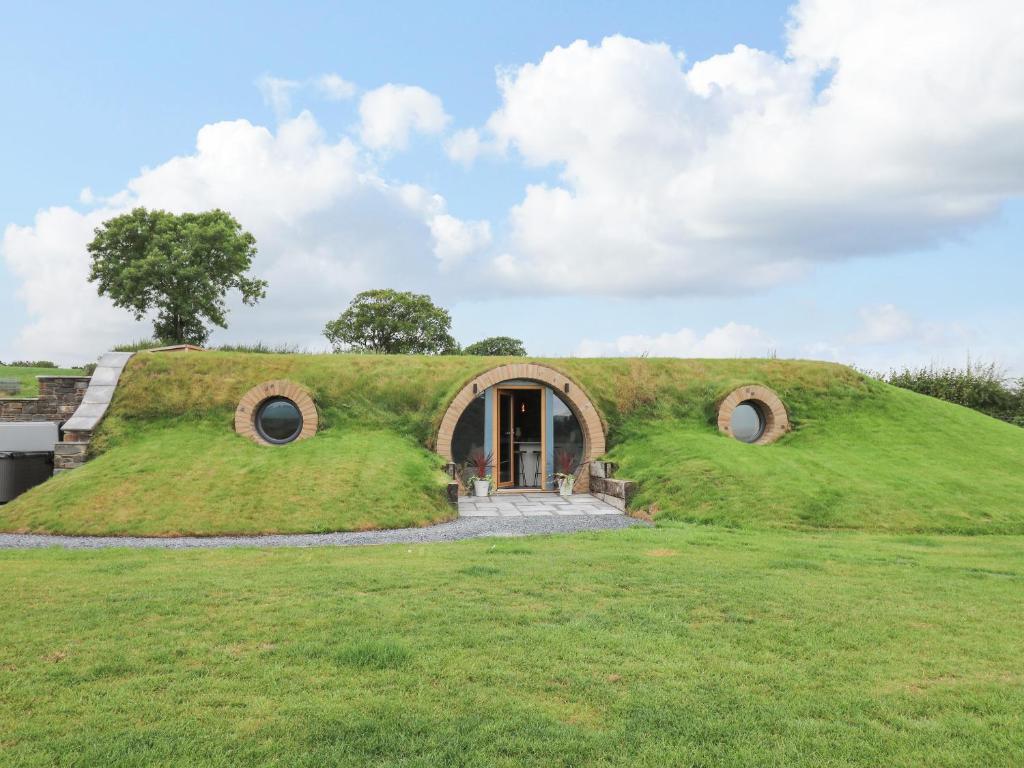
324 289 459 354
463 336 527 356
87 208 267 346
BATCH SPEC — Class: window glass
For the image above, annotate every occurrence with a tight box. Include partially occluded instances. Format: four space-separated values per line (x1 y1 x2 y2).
730 401 765 443
552 391 584 480
451 393 486 468
256 398 303 444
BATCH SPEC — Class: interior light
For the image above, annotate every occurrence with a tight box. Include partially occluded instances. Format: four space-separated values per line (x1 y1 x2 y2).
521 402 527 413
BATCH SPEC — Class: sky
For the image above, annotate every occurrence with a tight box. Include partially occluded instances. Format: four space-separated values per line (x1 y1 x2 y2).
2 0 1023 374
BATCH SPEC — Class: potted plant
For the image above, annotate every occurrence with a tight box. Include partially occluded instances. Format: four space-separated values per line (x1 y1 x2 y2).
553 448 577 497
464 448 493 498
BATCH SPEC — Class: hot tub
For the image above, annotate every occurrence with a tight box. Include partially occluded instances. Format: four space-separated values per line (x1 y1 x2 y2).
0 422 58 503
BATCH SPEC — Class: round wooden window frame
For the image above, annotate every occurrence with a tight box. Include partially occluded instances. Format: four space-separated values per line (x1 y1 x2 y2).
235 380 318 445
717 385 790 445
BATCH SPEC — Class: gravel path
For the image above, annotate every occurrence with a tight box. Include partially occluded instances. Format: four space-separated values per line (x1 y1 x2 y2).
0 514 645 550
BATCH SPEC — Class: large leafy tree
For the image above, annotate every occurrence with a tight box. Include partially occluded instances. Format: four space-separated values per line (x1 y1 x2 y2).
324 289 458 354
87 207 267 346
463 336 527 356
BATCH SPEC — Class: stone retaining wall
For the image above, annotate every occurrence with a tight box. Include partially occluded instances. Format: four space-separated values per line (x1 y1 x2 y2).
53 441 89 472
588 461 637 511
0 376 91 424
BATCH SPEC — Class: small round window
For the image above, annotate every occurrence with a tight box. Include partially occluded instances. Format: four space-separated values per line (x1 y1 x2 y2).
255 397 303 444
730 401 765 443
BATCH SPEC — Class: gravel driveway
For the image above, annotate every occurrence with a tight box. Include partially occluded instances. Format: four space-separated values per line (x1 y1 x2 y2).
0 513 645 550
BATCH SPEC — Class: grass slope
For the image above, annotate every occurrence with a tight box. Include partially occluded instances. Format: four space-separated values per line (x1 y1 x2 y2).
611 384 1024 534
566 358 1024 533
0 364 84 398
3 352 1024 535
5 422 451 536
1 527 1021 766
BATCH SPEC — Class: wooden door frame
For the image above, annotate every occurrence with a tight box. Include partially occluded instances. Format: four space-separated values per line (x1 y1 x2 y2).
492 385 547 490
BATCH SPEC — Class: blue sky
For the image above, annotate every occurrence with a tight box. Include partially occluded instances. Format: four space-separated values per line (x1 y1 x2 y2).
3 0 1022 373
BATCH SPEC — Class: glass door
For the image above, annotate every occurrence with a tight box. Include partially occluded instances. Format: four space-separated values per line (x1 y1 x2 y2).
497 390 514 487
494 387 545 489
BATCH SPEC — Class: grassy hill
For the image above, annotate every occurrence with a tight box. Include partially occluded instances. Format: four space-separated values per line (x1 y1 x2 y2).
2 352 1023 535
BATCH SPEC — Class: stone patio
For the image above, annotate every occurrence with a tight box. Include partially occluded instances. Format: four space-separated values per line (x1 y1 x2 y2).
458 492 623 517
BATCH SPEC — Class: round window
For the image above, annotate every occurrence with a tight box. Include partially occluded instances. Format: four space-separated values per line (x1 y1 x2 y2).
730 401 765 443
255 397 304 444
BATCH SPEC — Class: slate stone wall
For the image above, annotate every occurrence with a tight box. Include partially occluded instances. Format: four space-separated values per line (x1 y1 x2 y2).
53 441 89 473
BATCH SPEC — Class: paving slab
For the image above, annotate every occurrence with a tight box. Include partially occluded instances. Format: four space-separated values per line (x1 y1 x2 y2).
459 493 622 518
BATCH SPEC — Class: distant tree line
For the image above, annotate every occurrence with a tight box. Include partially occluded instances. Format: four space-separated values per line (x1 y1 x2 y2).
877 361 1024 427
0 360 58 368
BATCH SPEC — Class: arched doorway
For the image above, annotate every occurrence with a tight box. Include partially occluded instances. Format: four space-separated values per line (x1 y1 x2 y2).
436 364 605 491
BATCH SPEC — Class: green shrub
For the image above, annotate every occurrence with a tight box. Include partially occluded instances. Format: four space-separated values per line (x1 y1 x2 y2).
875 360 1023 426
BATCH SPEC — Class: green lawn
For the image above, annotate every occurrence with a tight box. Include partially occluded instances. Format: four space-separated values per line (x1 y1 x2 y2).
0 364 84 398
1 526 1021 766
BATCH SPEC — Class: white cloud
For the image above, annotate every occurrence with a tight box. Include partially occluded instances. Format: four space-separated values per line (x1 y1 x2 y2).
846 303 973 349
577 322 774 358
472 0 1024 295
444 127 500 167
315 73 357 101
257 73 357 118
429 214 492 270
798 303 987 373
3 207 151 362
444 128 482 166
2 112 484 363
255 75 301 118
848 304 916 345
358 84 450 151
